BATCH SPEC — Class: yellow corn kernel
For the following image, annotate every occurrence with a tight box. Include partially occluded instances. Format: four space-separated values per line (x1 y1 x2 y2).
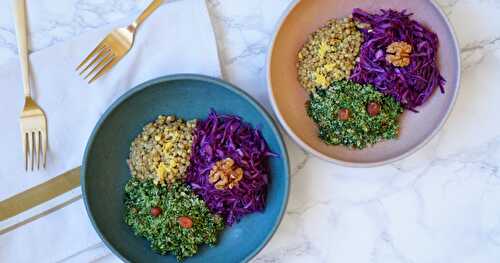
163 142 173 153
156 162 168 181
318 42 329 57
314 72 329 87
323 63 335 71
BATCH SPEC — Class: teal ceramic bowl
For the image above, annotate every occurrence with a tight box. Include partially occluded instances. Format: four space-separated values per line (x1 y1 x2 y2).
82 74 289 263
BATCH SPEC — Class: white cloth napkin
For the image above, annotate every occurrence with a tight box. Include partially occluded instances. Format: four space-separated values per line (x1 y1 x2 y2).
0 0 221 262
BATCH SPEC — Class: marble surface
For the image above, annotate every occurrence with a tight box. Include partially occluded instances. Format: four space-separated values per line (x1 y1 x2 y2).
1 0 500 262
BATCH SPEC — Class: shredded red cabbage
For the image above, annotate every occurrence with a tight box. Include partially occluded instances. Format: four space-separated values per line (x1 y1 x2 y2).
350 8 446 111
186 110 276 225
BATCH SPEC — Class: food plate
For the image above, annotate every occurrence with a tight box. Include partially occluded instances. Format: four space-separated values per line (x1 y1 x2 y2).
81 74 289 262
267 0 461 166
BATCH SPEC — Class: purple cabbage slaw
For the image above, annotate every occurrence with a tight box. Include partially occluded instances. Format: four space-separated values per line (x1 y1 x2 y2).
186 110 276 225
350 8 446 111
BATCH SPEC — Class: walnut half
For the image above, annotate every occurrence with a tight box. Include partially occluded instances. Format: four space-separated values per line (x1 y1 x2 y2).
386 41 412 67
208 158 244 190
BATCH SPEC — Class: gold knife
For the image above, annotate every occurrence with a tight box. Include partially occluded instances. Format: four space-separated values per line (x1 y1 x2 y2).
0 167 81 222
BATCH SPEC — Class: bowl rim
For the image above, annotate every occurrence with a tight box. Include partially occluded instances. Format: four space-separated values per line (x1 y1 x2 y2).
81 74 290 263
266 0 462 167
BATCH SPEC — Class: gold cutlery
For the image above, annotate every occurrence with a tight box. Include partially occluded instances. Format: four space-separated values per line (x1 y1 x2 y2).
76 0 163 83
0 167 80 222
14 0 48 171
0 168 80 234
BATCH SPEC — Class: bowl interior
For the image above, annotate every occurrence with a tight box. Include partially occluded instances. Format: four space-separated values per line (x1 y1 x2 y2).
82 75 289 263
268 0 460 166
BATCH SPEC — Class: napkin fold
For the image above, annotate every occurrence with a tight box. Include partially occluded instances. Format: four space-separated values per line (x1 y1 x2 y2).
0 0 221 261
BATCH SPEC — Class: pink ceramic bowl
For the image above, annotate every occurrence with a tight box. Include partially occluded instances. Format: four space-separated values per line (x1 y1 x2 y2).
267 0 461 167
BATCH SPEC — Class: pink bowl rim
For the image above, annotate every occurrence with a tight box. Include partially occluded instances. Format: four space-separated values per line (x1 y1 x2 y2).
266 0 462 168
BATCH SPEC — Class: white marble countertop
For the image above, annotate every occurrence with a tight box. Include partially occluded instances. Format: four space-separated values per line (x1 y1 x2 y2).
1 0 500 262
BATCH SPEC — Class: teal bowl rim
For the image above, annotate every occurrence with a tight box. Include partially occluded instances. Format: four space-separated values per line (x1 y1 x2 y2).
81 74 290 263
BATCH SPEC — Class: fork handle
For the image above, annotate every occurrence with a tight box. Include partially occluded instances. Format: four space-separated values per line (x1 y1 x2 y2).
13 0 31 98
133 0 163 29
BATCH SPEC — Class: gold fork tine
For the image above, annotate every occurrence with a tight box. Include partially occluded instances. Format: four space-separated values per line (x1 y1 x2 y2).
32 131 36 171
78 45 108 76
86 54 114 82
23 133 28 171
41 130 47 168
33 131 38 171
88 57 118 84
36 131 41 170
30 132 35 171
84 51 114 80
76 42 106 72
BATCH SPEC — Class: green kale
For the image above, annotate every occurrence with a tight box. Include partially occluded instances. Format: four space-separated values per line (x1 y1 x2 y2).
307 80 403 149
124 178 224 261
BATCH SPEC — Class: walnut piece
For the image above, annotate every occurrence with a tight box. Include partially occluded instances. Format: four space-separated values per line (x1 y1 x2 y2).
386 41 412 67
208 158 244 190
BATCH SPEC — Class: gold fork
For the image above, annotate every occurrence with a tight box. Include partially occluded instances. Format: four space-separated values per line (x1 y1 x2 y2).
76 0 163 83
14 0 47 171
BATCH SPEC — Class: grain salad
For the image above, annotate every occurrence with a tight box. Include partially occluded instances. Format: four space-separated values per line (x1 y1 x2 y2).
127 115 196 185
296 8 445 149
297 17 363 92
